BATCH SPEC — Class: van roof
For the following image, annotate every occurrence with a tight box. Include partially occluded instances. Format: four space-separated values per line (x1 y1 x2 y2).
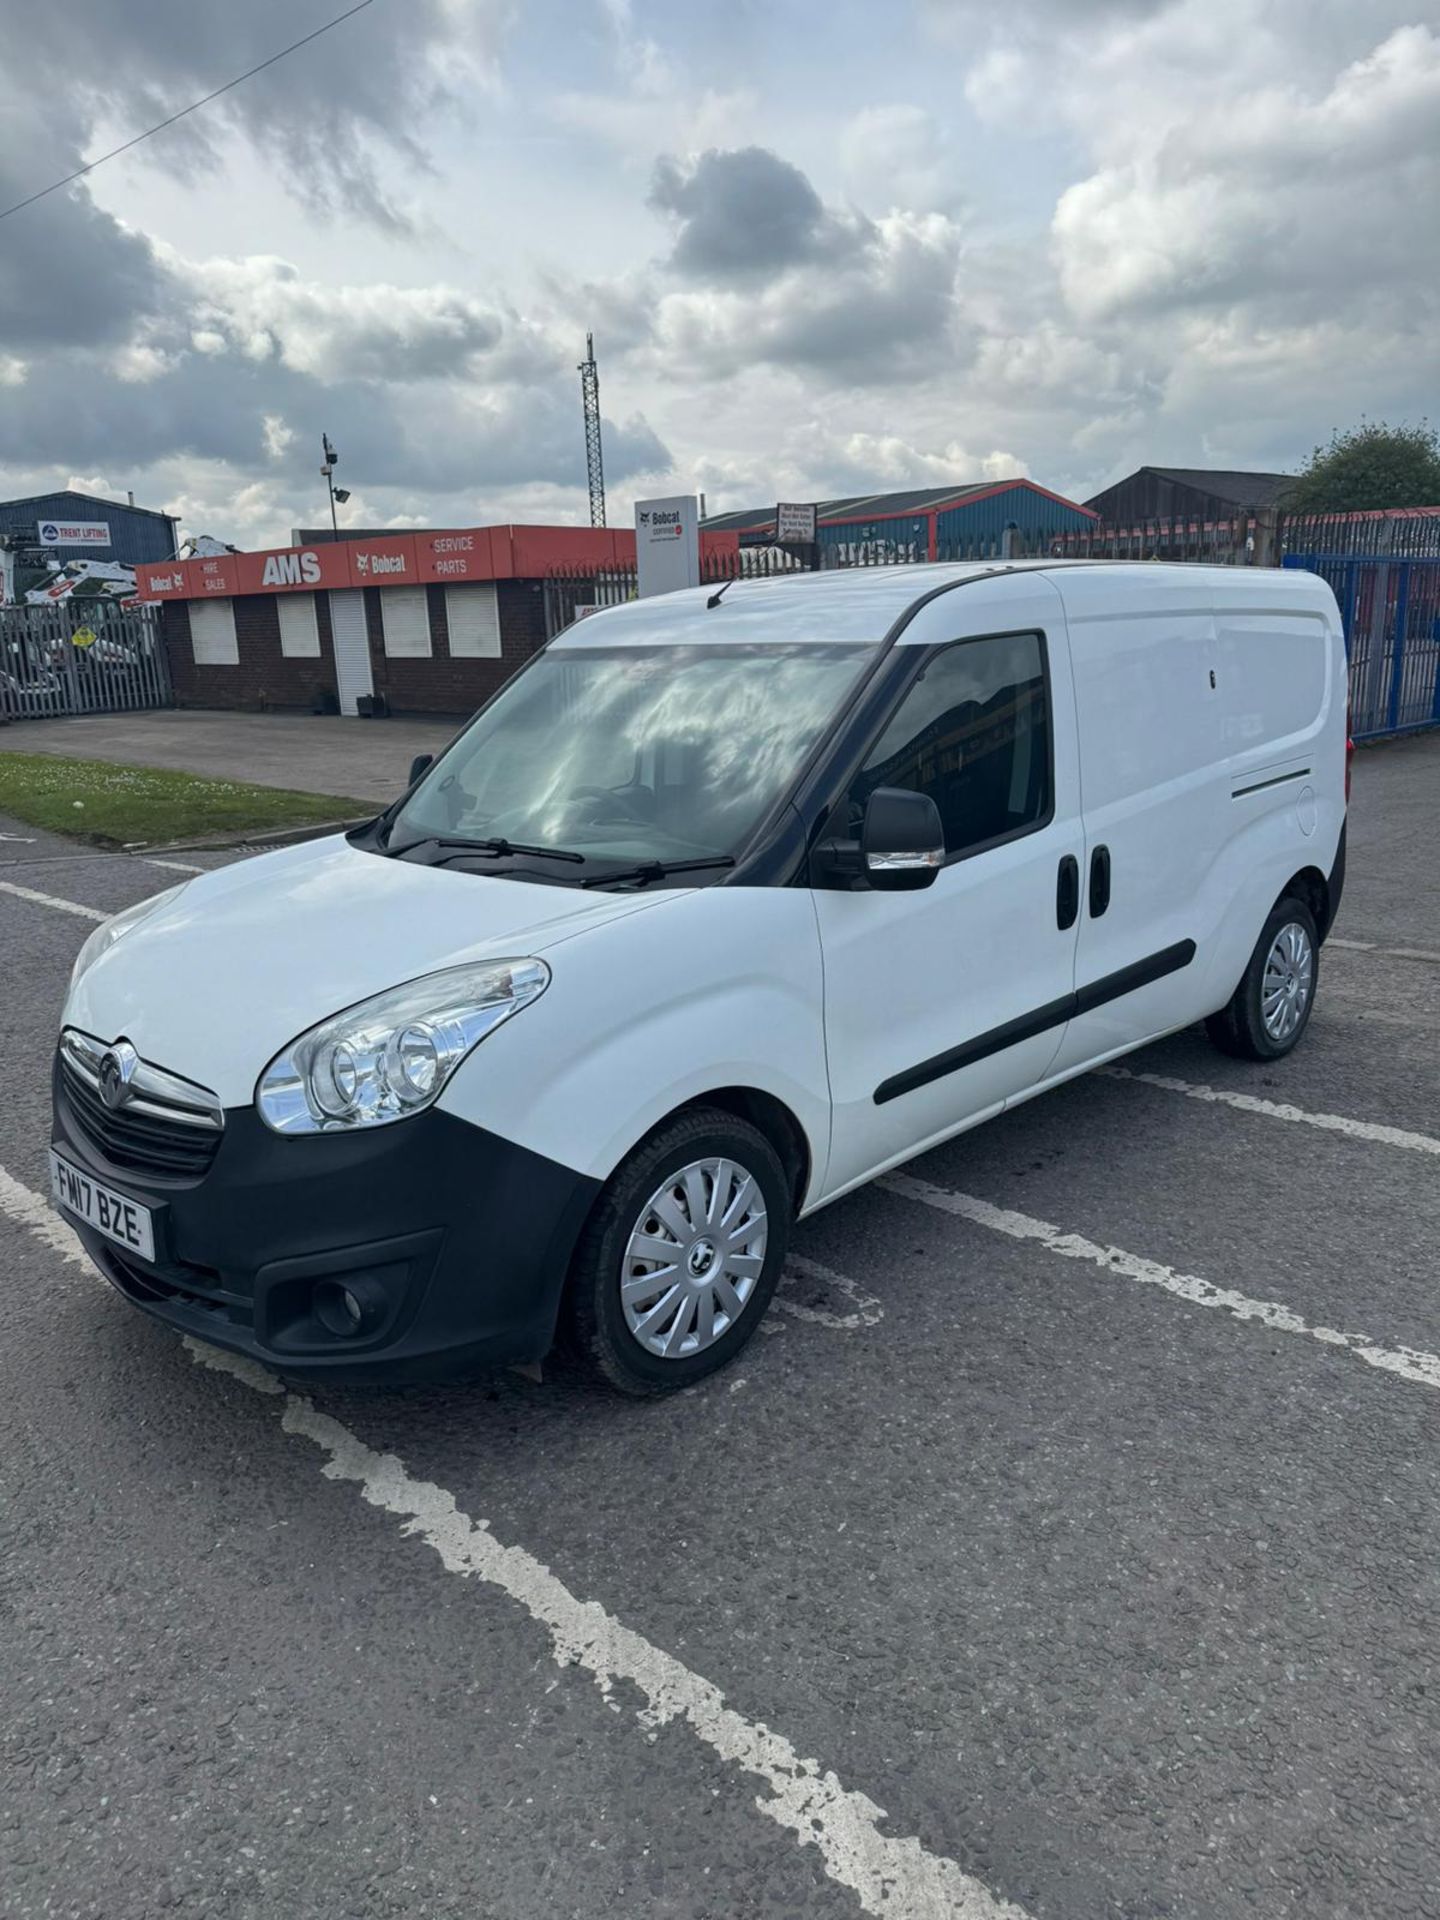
554 559 1332 650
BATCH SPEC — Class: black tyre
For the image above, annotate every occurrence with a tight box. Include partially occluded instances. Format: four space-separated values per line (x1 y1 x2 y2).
1205 896 1319 1061
564 1107 790 1396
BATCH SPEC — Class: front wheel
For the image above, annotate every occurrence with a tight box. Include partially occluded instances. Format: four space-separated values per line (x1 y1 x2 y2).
1205 897 1319 1061
564 1108 790 1396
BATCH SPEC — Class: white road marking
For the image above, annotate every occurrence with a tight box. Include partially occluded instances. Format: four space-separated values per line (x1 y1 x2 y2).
0 879 106 922
1330 937 1440 966
1100 1065 1440 1158
0 1167 1025 1920
776 1252 884 1330
0 1163 87 1264
145 858 207 874
881 1172 1440 1394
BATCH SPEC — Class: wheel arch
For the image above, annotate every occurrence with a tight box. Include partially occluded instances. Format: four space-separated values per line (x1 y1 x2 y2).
1278 864 1330 938
669 1086 814 1216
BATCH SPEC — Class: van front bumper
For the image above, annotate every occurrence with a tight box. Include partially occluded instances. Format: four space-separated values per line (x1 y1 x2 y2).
52 1061 601 1383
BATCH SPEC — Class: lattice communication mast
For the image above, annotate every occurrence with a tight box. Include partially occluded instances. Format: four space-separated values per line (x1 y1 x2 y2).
578 332 606 528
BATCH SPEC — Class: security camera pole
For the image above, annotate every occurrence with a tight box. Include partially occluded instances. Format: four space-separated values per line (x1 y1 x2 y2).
320 432 348 534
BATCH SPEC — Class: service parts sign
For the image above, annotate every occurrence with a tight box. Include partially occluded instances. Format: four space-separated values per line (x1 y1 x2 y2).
635 496 699 599
38 519 111 548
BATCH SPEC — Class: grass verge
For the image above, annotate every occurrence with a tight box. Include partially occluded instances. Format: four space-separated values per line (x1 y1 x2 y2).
0 751 372 847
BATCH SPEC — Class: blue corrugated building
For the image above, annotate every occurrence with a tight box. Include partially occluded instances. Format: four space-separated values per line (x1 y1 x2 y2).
0 488 179 567
702 479 1096 562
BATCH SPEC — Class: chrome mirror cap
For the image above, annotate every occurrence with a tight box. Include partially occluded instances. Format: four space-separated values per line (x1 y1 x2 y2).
865 846 945 872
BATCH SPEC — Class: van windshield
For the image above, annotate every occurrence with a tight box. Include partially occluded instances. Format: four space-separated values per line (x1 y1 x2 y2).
389 641 877 873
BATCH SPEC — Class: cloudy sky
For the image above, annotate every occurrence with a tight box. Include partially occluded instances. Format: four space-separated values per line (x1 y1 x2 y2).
1 0 1436 546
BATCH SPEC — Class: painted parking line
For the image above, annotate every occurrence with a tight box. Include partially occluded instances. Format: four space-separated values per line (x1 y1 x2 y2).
0 1168 1024 1920
145 858 207 874
1099 1065 1440 1157
776 1252 884 1330
1330 937 1440 966
881 1172 1440 1394
0 879 106 922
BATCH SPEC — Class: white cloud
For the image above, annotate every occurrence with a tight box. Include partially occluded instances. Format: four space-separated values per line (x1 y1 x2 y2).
645 199 963 385
841 105 959 212
112 343 173 384
171 252 552 384
1053 25 1440 325
549 0 758 158
262 414 295 460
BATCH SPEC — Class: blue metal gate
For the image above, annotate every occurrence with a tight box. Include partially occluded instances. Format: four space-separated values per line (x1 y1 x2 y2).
1284 553 1440 739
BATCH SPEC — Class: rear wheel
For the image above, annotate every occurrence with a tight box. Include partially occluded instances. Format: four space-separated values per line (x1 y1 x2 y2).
564 1108 790 1396
1205 897 1319 1061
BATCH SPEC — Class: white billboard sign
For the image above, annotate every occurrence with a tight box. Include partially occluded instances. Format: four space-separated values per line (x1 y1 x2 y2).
37 518 111 548
635 495 699 599
775 501 817 543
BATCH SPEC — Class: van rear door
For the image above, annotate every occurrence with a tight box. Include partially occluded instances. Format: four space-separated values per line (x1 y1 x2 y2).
1045 566 1225 1073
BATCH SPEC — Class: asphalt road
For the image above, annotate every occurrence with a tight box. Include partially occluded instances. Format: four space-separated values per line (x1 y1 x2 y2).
2 734 1438 1920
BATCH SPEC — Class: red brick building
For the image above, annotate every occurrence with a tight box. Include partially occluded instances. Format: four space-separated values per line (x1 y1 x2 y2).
137 524 737 717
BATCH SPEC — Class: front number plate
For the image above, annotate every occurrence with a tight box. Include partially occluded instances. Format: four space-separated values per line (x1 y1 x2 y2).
49 1150 155 1263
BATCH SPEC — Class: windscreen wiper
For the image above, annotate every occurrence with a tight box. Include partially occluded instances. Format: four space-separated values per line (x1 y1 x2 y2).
581 855 736 889
389 835 585 865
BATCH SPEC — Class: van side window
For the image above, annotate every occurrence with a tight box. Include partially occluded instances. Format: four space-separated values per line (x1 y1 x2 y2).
850 632 1051 858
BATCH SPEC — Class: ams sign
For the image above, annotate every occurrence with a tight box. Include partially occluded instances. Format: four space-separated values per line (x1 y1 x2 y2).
261 551 323 587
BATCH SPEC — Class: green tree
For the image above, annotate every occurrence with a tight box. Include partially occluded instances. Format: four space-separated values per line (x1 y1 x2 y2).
1286 420 1440 512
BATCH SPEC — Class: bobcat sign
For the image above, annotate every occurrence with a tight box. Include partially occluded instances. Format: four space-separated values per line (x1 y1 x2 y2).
635 496 700 599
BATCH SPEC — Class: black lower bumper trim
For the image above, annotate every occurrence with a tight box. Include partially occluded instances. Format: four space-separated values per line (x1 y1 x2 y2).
54 1070 601 1383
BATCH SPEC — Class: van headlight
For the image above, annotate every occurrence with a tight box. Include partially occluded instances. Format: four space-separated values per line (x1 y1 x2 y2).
69 883 187 990
256 958 550 1135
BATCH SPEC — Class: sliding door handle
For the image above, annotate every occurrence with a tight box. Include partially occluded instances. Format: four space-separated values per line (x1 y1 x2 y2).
1089 844 1111 918
1056 854 1079 930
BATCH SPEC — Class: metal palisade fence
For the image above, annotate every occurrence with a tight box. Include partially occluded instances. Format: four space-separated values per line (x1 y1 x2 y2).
0 600 172 723
1281 512 1440 739
545 507 1440 740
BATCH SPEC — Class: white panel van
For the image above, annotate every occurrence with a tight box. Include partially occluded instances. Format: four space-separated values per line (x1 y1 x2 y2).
52 562 1349 1395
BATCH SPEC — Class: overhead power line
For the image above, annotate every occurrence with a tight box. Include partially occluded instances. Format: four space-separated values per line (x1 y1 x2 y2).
0 0 381 226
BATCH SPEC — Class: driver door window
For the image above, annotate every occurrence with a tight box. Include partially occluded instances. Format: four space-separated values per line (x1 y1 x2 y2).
849 631 1052 859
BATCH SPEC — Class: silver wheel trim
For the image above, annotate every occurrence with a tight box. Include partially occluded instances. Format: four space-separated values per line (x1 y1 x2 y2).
1261 921 1314 1042
621 1156 768 1360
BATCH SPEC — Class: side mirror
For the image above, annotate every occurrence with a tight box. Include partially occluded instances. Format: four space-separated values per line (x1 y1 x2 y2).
407 753 434 788
861 787 945 891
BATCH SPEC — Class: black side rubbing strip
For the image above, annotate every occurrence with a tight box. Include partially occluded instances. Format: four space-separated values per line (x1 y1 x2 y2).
1072 939 1196 1017
874 993 1075 1105
873 939 1197 1105
1232 768 1310 799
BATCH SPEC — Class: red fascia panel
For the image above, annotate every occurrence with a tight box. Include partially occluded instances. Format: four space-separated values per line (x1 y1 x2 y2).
134 520 748 603
340 534 420 588
411 529 490 582
507 525 636 574
233 544 353 594
134 559 195 600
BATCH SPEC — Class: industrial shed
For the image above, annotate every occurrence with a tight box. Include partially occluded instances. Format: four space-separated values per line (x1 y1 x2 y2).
701 479 1096 562
1084 467 1293 523
0 488 179 569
